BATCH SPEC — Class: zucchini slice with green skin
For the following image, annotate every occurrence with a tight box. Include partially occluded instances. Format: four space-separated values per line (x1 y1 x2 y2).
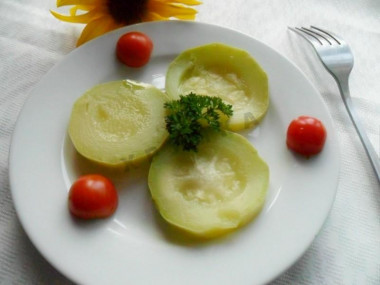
148 131 269 238
165 43 269 131
68 80 169 167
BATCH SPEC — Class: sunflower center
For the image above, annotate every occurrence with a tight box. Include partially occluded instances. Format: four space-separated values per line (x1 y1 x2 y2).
107 0 149 24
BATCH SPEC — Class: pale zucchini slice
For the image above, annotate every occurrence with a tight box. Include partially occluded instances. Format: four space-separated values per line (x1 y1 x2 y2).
68 80 169 167
165 43 269 131
148 131 269 238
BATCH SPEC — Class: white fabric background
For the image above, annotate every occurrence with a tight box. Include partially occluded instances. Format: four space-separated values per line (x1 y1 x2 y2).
1 0 379 284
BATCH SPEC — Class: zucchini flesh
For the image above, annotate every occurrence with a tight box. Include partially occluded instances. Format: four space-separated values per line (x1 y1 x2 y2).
165 43 269 131
148 131 269 238
68 80 168 166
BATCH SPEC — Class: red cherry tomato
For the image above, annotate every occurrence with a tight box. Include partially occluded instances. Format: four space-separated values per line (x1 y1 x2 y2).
116 31 153 68
286 115 327 156
68 174 118 219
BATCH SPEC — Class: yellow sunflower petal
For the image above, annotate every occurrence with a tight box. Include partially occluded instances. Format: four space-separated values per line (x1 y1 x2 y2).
50 7 107 24
69 5 96 15
147 2 198 19
52 0 202 48
76 16 121 46
70 6 79 15
153 0 202 5
57 0 105 8
143 11 169 21
172 13 197 20
175 0 202 4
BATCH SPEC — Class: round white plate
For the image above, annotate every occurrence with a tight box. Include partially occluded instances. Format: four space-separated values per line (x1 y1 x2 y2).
9 21 339 285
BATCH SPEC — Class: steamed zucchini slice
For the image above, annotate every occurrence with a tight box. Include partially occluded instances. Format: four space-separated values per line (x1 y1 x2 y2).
68 80 168 166
165 43 269 131
148 131 269 238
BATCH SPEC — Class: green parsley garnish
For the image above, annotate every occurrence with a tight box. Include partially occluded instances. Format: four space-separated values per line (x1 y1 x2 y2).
164 93 233 151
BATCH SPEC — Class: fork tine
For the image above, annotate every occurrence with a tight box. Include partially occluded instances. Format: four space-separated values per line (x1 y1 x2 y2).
288 27 323 46
310 26 341 45
301 27 332 45
289 26 344 46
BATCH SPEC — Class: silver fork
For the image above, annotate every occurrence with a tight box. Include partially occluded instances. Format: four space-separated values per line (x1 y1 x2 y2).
289 26 380 183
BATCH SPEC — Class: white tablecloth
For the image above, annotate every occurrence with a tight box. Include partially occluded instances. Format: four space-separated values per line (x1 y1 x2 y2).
1 0 379 284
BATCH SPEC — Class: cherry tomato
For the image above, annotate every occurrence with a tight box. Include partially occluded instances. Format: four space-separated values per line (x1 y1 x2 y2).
286 115 327 156
116 31 153 68
68 174 118 219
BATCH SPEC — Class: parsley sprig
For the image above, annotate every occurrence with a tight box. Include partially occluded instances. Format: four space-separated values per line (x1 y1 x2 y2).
164 93 233 151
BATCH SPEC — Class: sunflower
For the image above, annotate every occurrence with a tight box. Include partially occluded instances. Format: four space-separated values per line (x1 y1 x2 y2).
51 0 202 46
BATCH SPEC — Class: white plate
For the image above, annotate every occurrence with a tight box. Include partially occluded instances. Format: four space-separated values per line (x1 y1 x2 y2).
9 21 339 285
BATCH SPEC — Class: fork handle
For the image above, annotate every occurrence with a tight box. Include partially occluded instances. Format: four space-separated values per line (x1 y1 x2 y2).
336 76 380 183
